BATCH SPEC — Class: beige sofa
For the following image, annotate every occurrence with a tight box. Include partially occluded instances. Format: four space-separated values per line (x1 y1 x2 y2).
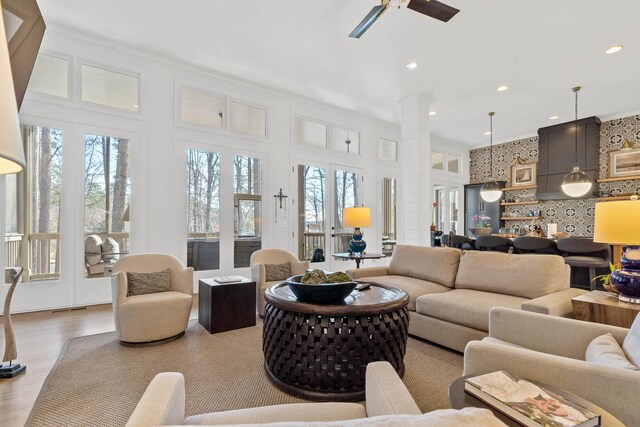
464 307 636 426
348 245 585 352
126 361 506 427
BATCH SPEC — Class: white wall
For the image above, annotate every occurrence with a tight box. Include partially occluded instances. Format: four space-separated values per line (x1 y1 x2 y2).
2 25 402 313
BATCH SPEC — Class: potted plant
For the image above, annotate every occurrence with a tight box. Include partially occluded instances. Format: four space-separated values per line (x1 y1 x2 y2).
469 215 492 238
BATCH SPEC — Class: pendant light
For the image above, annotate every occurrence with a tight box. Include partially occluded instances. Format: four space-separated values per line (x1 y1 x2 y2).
480 112 503 202
561 86 593 198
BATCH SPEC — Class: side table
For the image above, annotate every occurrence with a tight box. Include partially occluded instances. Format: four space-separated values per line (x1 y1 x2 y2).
572 290 640 328
331 252 385 269
199 277 256 333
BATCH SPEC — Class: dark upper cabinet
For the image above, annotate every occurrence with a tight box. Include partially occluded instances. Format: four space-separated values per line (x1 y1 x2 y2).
464 182 505 237
536 116 600 200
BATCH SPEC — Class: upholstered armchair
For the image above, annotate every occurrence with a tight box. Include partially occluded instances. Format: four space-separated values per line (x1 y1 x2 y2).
111 254 193 345
464 307 639 426
250 249 308 316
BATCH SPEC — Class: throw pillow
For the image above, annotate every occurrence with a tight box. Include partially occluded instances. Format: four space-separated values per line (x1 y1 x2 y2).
264 262 291 282
586 333 639 371
101 237 120 263
127 269 172 296
623 313 640 367
84 235 103 266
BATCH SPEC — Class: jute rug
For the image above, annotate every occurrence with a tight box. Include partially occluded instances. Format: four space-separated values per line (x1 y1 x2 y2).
27 321 463 427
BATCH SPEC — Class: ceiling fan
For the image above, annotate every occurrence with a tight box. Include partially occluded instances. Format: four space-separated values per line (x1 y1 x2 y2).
349 0 459 38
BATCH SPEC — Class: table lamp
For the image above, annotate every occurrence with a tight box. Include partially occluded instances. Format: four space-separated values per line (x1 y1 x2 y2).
343 207 371 254
593 197 640 303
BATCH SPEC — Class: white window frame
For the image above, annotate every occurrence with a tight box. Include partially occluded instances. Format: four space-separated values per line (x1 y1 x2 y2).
228 97 269 141
176 84 227 133
291 115 329 150
25 51 73 101
78 59 143 117
330 125 361 156
377 136 399 163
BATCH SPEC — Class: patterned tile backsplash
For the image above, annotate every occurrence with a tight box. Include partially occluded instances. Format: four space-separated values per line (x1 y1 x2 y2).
469 113 640 237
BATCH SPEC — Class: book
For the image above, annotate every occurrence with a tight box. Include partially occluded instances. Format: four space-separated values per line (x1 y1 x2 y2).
464 371 600 427
212 276 246 284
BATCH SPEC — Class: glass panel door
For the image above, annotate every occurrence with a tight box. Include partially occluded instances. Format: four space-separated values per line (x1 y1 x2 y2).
296 163 362 271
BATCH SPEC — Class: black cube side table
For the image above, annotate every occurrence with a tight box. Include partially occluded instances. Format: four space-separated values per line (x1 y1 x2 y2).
198 277 257 334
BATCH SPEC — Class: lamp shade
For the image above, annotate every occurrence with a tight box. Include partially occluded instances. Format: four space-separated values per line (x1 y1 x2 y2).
0 13 25 174
343 207 371 228
593 199 640 245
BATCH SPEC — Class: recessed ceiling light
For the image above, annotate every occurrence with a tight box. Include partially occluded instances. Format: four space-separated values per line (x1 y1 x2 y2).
606 45 623 54
497 85 509 92
406 62 418 69
429 111 436 116
549 115 559 120
484 131 492 136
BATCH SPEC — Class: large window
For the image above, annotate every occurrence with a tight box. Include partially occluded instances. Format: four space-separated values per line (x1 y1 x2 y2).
294 117 327 148
181 88 224 129
230 101 267 138
186 149 221 271
10 125 64 282
81 65 139 112
298 165 326 261
84 134 130 277
332 127 360 155
234 155 262 267
28 54 69 98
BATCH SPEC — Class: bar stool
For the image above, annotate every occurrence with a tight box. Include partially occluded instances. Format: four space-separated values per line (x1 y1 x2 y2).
513 236 558 255
556 237 611 291
441 234 475 250
475 235 513 253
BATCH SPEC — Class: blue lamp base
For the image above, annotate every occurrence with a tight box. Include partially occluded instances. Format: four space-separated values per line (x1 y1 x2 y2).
610 246 640 304
349 228 367 254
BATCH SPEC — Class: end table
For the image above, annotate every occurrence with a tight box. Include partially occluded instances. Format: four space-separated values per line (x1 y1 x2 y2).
198 277 256 333
572 290 640 328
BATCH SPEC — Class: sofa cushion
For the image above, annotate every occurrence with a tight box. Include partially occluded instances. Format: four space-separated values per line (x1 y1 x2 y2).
185 402 366 425
361 275 450 311
187 408 506 427
127 269 172 296
416 289 527 331
587 333 639 371
264 262 291 281
84 234 103 265
389 245 460 288
454 251 567 299
623 312 640 367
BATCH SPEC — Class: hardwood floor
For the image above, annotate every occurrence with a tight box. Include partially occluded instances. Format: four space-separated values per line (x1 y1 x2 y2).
0 301 199 427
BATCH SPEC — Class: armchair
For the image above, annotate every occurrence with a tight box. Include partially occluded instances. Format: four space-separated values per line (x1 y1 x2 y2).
250 249 308 316
126 361 505 426
463 307 638 426
112 254 193 345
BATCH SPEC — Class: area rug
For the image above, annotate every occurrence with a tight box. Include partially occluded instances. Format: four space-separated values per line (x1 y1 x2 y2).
27 321 463 426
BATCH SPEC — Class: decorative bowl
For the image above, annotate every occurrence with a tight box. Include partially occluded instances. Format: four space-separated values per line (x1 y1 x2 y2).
286 275 357 304
468 226 492 238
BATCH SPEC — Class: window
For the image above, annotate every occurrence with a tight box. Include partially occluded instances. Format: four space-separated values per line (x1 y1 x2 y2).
81 64 139 112
378 138 397 162
381 177 397 256
448 155 460 174
294 117 327 148
186 149 221 271
298 165 326 261
28 54 69 98
332 127 360 155
449 188 460 234
431 151 445 170
230 101 267 138
84 134 130 277
181 88 224 129
23 125 63 281
234 155 262 268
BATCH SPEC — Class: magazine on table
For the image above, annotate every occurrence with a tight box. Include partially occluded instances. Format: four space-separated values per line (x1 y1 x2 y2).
464 371 600 427
212 276 246 284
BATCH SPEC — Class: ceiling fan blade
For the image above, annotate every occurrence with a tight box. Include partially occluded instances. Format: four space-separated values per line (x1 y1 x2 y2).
407 0 460 22
349 5 387 38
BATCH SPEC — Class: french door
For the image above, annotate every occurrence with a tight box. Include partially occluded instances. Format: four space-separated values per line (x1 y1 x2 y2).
294 161 362 271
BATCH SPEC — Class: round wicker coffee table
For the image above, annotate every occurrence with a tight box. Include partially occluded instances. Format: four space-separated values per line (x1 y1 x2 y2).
262 282 409 401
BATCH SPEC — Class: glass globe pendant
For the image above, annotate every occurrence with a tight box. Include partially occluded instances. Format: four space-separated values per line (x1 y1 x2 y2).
480 112 503 202
561 86 592 198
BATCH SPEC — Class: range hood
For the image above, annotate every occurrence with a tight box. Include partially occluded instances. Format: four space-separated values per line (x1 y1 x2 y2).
536 116 601 200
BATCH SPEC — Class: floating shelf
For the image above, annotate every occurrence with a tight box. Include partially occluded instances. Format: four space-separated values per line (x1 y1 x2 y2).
500 200 541 206
502 185 537 191
596 195 639 202
501 216 543 220
596 175 640 183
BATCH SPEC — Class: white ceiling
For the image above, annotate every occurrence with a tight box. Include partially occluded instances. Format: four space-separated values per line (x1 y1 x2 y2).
38 0 640 146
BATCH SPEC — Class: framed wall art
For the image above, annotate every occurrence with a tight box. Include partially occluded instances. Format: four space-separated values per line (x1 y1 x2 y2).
609 147 640 178
511 163 537 187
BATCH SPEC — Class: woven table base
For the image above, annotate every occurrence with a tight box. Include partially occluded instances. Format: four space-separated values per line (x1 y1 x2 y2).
262 304 410 401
